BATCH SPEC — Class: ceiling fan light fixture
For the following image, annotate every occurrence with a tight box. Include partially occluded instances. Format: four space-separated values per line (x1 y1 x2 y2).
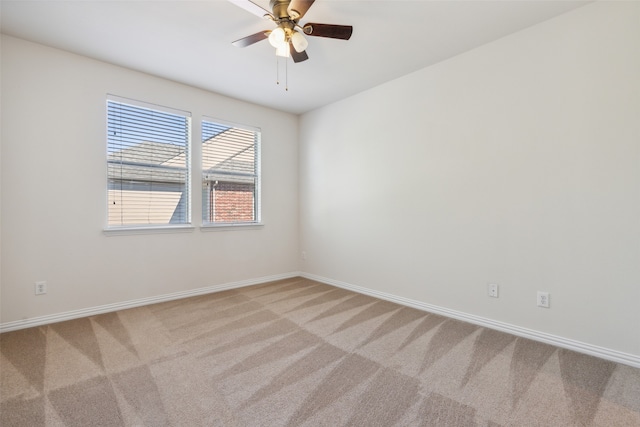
290 31 308 53
268 27 286 48
230 0 352 65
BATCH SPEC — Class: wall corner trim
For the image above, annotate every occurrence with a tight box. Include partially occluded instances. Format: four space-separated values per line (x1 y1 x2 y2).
300 273 640 369
0 272 302 333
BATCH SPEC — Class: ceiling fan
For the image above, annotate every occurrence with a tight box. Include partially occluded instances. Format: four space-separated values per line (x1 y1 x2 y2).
229 0 353 63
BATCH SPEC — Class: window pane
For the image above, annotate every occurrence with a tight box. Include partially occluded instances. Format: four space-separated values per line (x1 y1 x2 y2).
202 119 260 224
107 98 191 227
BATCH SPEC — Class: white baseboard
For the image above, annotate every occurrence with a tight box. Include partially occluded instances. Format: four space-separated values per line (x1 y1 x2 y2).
0 272 301 333
3 271 638 369
300 273 640 369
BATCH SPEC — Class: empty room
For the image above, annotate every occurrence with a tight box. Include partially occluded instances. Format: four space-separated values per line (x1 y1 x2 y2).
1 0 639 425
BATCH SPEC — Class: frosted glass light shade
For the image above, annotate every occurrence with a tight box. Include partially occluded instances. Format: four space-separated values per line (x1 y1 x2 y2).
290 31 308 53
275 44 290 57
268 27 286 48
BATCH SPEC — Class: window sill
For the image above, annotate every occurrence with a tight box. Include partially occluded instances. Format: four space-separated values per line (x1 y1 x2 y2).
103 225 195 236
200 222 264 231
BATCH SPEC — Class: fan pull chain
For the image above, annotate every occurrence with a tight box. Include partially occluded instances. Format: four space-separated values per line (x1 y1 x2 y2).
274 55 289 91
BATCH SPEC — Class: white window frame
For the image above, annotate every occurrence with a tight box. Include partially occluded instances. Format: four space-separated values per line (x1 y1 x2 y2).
200 117 262 228
105 95 192 233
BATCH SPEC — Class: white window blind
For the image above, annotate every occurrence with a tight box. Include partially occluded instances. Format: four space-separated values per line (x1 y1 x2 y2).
107 98 191 227
201 119 260 224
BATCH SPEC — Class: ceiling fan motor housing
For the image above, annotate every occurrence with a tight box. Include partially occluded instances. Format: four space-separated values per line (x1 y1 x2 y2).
269 0 296 21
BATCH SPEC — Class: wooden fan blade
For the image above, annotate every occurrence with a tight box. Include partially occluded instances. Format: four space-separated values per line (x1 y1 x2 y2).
288 0 315 20
302 23 353 40
228 0 273 19
290 43 309 63
232 31 270 47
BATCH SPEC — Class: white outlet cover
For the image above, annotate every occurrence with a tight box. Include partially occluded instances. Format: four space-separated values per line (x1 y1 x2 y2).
35 281 47 295
488 283 499 298
537 291 550 308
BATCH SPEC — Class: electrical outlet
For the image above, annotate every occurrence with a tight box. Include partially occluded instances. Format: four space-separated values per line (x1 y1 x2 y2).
537 291 549 308
301 251 307 260
488 283 499 298
35 281 47 295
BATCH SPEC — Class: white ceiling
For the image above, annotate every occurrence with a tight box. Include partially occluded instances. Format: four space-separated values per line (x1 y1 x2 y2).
1 0 588 115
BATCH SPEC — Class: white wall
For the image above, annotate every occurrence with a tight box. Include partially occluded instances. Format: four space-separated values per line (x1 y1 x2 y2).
0 36 299 324
299 2 640 357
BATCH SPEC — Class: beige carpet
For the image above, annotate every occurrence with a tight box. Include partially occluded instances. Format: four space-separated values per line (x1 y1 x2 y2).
1 277 639 426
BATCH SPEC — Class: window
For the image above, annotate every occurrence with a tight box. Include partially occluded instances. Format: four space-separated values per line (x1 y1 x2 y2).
201 119 261 225
107 97 191 228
